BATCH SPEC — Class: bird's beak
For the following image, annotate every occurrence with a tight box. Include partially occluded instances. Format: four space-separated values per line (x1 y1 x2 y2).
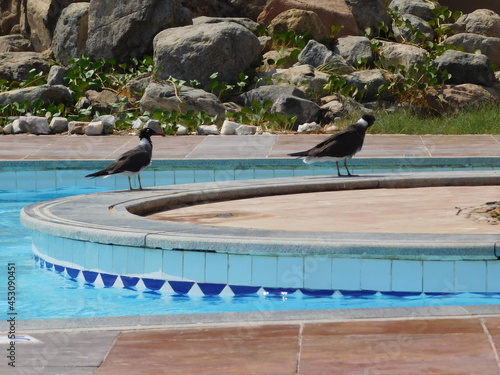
154 131 165 137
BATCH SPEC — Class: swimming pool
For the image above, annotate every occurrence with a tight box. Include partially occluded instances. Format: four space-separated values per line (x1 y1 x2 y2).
2 158 500 321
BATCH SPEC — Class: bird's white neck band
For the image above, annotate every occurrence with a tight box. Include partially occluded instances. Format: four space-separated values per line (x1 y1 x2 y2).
357 118 369 126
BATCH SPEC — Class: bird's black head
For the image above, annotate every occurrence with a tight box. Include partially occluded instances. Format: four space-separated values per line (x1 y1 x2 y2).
139 127 164 139
360 114 376 127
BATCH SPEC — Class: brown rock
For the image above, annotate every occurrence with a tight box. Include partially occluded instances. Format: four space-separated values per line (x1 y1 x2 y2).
269 9 329 41
456 9 500 38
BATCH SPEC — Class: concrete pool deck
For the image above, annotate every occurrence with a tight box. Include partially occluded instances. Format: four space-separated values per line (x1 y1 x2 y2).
2 134 500 374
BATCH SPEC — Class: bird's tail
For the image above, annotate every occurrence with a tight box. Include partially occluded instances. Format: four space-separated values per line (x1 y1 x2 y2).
288 150 309 157
85 170 109 178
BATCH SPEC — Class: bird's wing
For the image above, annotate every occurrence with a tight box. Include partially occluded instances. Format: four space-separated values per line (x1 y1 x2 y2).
107 147 151 174
308 126 365 158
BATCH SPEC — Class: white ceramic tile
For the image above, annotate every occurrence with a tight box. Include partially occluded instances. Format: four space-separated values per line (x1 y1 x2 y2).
205 252 228 284
162 250 184 280
84 241 100 270
331 258 361 290
487 261 500 292
228 254 252 285
361 259 391 291
144 249 163 275
423 261 455 293
303 256 332 290
252 255 278 287
391 260 423 292
111 244 128 275
127 246 145 275
98 244 114 273
455 261 486 292
277 256 304 289
71 238 86 268
183 251 206 282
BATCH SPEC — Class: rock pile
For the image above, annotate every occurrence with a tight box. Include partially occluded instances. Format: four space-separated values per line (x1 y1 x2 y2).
0 0 499 135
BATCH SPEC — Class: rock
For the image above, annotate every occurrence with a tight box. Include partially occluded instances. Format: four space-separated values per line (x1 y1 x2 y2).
125 74 153 99
13 116 50 135
85 90 120 113
85 121 104 136
273 65 330 99
192 16 260 34
197 125 219 135
175 124 188 135
426 83 500 112
270 95 320 130
456 9 500 38
268 9 329 41
144 119 162 133
153 22 261 91
140 83 226 120
87 0 191 62
68 121 88 135
221 120 241 135
260 48 299 71
236 85 305 107
0 85 73 106
388 0 437 21
345 0 390 37
297 122 321 132
444 33 500 67
257 0 358 38
0 35 32 52
93 115 116 134
323 124 339 132
235 125 257 135
132 118 145 130
0 52 50 82
47 66 68 86
26 0 64 51
378 42 428 71
433 50 496 86
51 2 89 65
344 69 391 101
49 117 68 133
298 40 353 73
392 14 434 43
183 0 267 21
3 123 13 134
333 36 373 66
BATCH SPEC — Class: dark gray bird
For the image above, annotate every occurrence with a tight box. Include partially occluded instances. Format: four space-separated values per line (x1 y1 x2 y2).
85 127 164 190
288 114 376 176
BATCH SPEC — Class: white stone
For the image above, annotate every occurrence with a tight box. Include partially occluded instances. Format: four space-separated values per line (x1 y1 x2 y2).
324 124 339 132
297 122 321 133
85 121 104 136
13 116 51 135
176 124 188 135
221 120 240 135
235 125 257 135
49 117 68 133
132 118 144 129
94 114 116 134
196 124 219 135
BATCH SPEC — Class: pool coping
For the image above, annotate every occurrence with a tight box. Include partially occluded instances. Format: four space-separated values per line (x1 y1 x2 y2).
20 170 500 259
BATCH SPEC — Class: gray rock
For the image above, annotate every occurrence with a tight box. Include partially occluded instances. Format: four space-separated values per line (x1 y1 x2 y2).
49 117 68 133
433 50 496 86
345 0 390 37
444 33 500 67
85 90 120 113
144 119 162 133
235 125 257 135
456 9 500 38
298 40 353 73
221 120 240 135
0 35 32 52
68 121 88 135
392 14 434 43
13 116 50 135
344 69 391 101
85 121 104 136
379 42 428 71
237 85 305 107
154 22 261 91
426 83 500 112
388 0 437 21
140 83 226 120
270 95 320 130
196 125 219 135
51 2 89 65
0 85 73 106
94 115 116 134
333 36 373 66
86 0 191 62
0 52 50 82
272 65 330 99
47 66 68 86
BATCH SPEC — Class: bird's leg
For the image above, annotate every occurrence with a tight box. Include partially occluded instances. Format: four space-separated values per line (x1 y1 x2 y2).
127 176 133 190
137 174 143 190
344 160 353 176
336 161 343 177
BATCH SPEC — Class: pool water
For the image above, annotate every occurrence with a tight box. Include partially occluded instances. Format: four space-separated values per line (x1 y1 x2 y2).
2 162 500 320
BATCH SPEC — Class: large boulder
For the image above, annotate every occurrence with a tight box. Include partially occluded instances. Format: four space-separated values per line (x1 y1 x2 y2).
345 0 390 37
51 2 89 65
0 0 24 35
455 9 500 38
0 52 50 82
182 0 267 20
444 33 500 67
270 95 320 130
426 83 500 112
26 0 64 52
392 14 434 43
333 36 373 66
433 50 496 86
153 22 261 90
297 40 353 73
86 0 191 62
344 69 392 101
378 42 428 71
0 85 73 106
257 0 358 37
236 85 305 106
273 64 330 99
192 16 260 34
268 9 329 41
0 35 32 53
140 82 226 119
388 0 437 21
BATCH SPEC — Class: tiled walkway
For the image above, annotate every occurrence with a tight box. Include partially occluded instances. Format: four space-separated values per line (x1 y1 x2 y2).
2 134 500 374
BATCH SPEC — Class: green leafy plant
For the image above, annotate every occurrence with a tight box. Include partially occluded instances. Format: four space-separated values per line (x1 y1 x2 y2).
226 100 297 132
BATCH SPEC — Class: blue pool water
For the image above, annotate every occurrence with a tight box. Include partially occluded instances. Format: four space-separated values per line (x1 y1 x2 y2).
2 160 500 320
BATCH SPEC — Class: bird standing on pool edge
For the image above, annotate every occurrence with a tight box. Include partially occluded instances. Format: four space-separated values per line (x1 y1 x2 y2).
288 114 376 176
85 127 164 190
